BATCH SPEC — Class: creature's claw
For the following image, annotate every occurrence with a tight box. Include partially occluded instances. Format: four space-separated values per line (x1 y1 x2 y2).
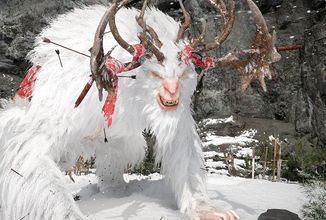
198 209 240 220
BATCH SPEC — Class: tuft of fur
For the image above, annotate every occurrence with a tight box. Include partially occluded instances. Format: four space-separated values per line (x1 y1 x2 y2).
0 5 209 219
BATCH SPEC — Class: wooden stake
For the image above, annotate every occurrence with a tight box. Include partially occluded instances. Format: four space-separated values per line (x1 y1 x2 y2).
277 142 282 181
251 147 255 179
272 139 277 182
263 146 268 178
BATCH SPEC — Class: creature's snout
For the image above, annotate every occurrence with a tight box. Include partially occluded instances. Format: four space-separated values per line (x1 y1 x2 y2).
163 77 179 96
157 77 180 111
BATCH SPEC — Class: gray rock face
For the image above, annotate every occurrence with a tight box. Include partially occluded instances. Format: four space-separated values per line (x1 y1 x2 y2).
301 4 326 146
0 73 22 99
0 0 325 147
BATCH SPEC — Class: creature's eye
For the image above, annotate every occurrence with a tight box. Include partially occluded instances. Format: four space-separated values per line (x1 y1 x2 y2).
150 71 162 79
179 71 190 79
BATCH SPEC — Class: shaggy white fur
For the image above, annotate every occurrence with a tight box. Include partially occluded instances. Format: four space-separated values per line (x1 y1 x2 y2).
0 4 210 220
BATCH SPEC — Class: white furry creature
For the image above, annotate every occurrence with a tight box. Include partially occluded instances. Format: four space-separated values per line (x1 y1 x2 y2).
0 0 278 219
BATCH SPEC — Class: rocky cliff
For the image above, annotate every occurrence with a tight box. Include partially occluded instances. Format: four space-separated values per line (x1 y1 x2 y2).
0 0 325 147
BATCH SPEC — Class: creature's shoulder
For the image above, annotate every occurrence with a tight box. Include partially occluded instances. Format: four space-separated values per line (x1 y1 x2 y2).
27 5 136 64
28 5 178 64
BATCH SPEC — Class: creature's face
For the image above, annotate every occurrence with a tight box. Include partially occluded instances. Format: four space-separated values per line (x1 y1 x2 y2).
92 2 200 114
140 42 197 112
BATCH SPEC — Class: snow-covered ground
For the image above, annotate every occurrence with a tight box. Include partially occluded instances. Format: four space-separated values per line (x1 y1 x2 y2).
65 116 305 219
67 173 306 220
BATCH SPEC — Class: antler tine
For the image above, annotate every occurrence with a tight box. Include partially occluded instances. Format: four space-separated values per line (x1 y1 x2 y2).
136 0 162 48
246 0 269 41
213 0 227 23
271 30 281 62
246 0 281 62
138 32 165 62
190 19 207 49
200 0 235 52
136 0 165 62
176 0 191 42
108 0 135 55
90 0 135 100
91 1 119 99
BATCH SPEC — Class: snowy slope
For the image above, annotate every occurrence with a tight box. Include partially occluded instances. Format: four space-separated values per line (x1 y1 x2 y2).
67 173 305 220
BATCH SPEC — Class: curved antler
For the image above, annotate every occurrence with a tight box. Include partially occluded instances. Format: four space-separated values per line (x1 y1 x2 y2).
190 19 207 49
200 0 235 51
108 0 135 55
246 0 280 62
176 0 191 42
175 0 235 52
90 0 135 100
136 0 162 48
90 3 113 100
136 0 165 63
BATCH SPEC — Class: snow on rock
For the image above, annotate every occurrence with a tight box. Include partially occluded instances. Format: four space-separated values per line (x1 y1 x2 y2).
240 129 257 138
203 132 257 148
67 173 306 220
201 116 235 126
234 158 246 167
207 168 230 175
269 135 275 141
203 151 224 158
202 127 258 148
199 116 258 149
235 147 253 158
205 160 227 169
200 117 259 175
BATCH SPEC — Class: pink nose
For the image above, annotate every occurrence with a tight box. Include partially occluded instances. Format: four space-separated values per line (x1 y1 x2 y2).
163 77 179 95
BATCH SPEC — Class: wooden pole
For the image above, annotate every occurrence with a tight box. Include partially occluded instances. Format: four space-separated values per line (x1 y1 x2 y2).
263 146 268 178
277 142 282 181
272 139 277 182
276 44 304 52
252 147 255 179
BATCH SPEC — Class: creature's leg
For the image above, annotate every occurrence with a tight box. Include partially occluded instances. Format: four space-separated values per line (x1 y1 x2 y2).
0 133 85 220
95 134 145 192
155 123 208 216
95 138 127 191
155 118 239 220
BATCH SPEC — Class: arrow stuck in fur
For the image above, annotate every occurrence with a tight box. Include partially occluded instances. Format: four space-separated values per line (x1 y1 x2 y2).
11 168 24 178
43 37 91 58
55 49 63 68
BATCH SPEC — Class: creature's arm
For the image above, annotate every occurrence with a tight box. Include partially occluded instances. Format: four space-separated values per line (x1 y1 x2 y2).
157 120 238 220
0 126 85 220
155 119 207 212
